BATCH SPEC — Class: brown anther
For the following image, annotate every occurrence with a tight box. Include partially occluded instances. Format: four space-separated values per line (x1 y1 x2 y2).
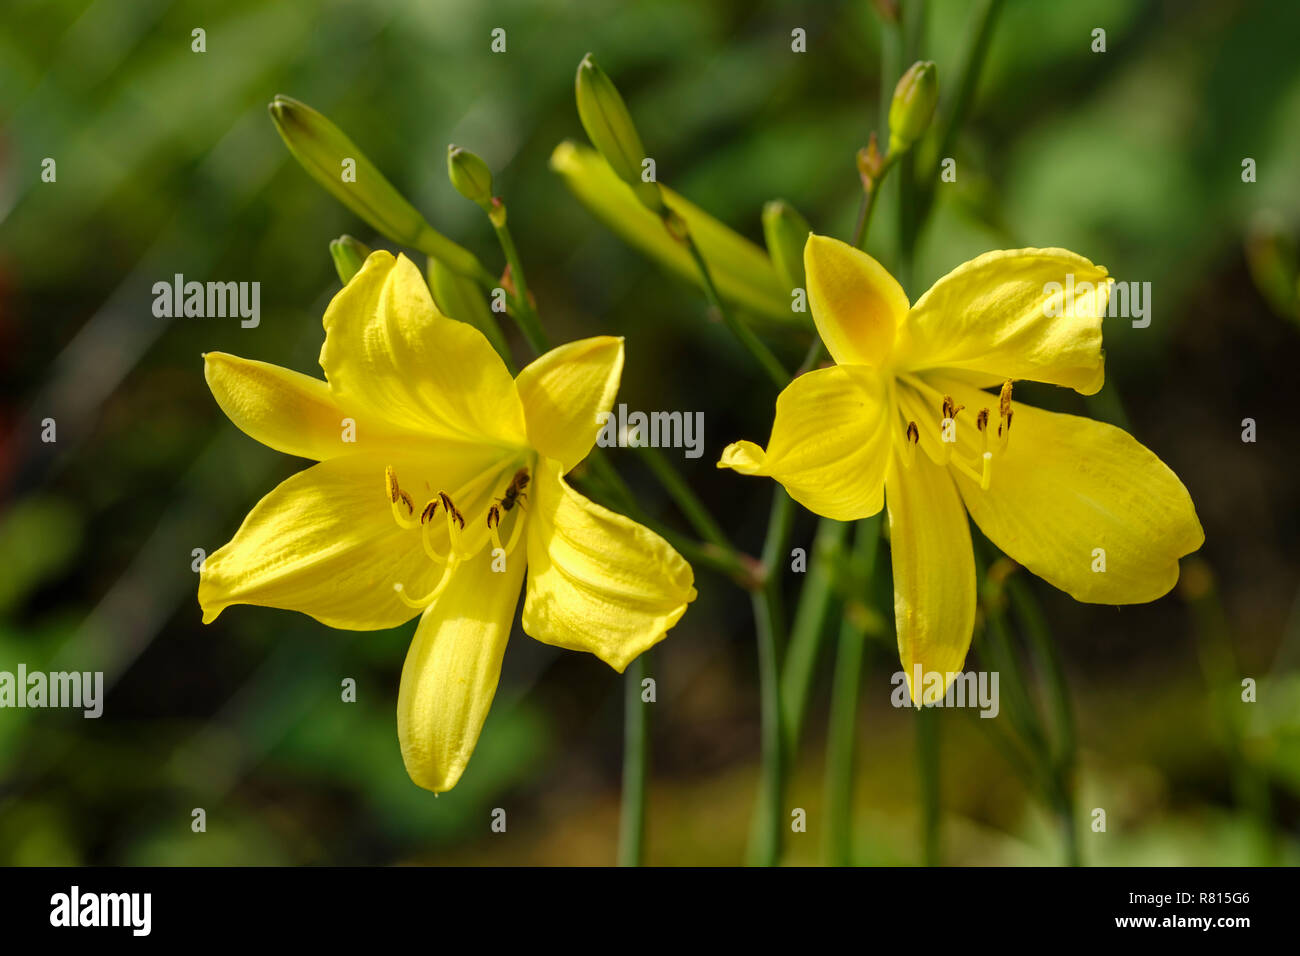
999 380 1013 418
487 504 501 529
976 408 990 431
941 395 964 420
420 500 439 524
398 491 415 517
906 421 920 444
385 466 400 503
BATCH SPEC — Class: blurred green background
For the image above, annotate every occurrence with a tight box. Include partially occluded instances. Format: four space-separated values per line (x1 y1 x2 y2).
2 0 1299 865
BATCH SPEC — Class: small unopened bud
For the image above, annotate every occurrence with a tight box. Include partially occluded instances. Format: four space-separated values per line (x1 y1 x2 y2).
575 53 664 213
329 234 372 284
762 200 812 290
268 95 489 282
447 144 494 208
856 132 886 191
888 60 938 154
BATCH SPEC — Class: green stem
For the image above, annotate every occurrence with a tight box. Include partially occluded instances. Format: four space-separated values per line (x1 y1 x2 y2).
915 0 1004 227
780 518 849 751
853 153 899 252
635 444 735 553
682 232 789 389
824 515 882 866
747 488 795 866
915 703 941 865
617 651 650 866
490 217 548 355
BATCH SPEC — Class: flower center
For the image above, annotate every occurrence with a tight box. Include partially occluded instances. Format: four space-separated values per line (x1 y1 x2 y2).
384 463 530 609
896 377 1013 490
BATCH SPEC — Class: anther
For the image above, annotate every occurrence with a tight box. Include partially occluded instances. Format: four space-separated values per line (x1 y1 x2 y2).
387 466 418 529
486 504 501 529
999 380 1013 418
420 500 439 524
902 420 919 468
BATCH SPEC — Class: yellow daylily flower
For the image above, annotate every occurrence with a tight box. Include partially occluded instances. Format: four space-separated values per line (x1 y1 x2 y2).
199 250 696 792
719 234 1203 703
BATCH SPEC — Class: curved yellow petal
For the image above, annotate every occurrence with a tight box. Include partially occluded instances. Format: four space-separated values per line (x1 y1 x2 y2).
397 546 526 793
885 452 976 706
203 351 420 460
199 447 508 629
319 250 527 446
717 365 891 521
894 248 1112 395
522 459 696 672
804 233 909 367
936 377 1204 604
516 336 624 472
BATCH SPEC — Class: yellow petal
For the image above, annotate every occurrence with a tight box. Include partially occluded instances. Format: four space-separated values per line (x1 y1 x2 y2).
515 336 624 472
894 248 1112 395
936 376 1204 604
204 351 419 460
885 452 977 706
396 546 526 793
319 250 527 446
804 233 909 367
522 459 696 672
199 448 508 629
717 365 891 521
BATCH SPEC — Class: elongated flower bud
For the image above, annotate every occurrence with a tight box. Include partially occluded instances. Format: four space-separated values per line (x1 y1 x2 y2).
269 95 490 282
887 61 937 154
574 54 664 213
762 200 812 290
447 145 494 209
329 234 372 284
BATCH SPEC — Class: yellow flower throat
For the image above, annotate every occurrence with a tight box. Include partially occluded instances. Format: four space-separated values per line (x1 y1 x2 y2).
384 462 530 608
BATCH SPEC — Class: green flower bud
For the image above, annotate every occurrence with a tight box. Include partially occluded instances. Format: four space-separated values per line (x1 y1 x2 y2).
762 200 812 290
447 144 494 208
888 61 938 155
574 54 664 213
268 95 490 283
329 234 372 284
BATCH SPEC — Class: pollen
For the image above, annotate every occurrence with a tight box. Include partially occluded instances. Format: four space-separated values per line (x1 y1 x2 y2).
999 379 1013 418
385 466 400 503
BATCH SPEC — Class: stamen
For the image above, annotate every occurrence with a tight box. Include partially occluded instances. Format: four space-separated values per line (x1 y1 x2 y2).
393 558 459 609
420 500 449 564
387 466 418 530
997 381 1014 452
902 420 919 468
